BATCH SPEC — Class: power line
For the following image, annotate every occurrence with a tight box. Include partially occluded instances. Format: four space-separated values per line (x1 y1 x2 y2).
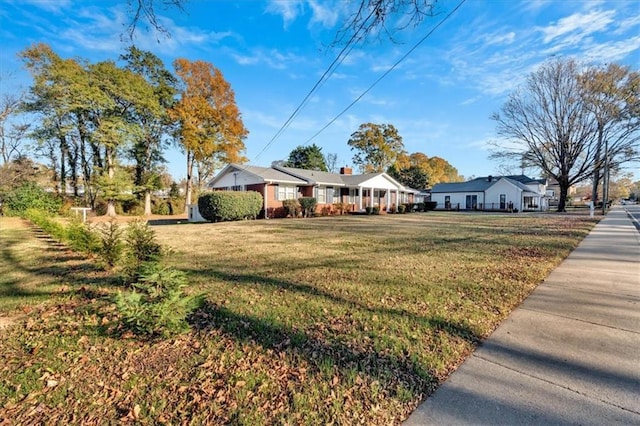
303 0 467 146
252 6 379 162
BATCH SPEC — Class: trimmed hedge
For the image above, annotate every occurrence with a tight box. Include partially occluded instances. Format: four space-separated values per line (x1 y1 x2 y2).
298 197 317 218
425 201 437 211
198 191 263 222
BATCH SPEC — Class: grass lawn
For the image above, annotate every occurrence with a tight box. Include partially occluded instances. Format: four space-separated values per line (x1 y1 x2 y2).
0 212 598 424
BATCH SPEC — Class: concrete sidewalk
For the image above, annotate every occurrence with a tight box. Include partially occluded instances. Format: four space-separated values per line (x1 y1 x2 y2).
405 206 640 425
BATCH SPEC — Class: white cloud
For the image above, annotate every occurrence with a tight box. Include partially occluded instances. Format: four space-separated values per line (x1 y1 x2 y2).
232 48 308 70
307 0 340 27
14 0 72 13
539 10 614 44
483 31 516 46
583 36 640 63
265 0 304 28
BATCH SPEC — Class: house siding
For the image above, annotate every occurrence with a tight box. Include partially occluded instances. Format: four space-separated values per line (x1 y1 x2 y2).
485 180 523 211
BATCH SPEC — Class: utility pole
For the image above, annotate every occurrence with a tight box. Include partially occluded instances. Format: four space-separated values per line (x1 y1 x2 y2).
602 139 609 215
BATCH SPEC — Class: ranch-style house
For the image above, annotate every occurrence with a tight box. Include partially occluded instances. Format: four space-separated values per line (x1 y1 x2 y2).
205 164 420 218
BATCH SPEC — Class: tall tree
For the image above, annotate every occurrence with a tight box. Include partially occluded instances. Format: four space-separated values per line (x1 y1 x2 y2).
0 93 29 165
121 46 177 215
579 64 640 204
88 60 161 216
284 144 328 171
490 59 601 212
170 59 248 211
348 122 405 173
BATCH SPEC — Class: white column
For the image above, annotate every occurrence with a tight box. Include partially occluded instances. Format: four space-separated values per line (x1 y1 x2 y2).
358 187 363 210
264 183 269 219
370 187 374 207
386 190 390 211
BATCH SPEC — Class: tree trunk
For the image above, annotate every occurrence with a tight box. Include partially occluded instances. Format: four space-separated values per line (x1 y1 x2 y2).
144 190 152 216
105 148 117 217
185 150 193 214
557 181 568 212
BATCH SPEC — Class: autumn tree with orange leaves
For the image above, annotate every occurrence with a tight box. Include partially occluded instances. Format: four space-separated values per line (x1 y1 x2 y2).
170 59 248 211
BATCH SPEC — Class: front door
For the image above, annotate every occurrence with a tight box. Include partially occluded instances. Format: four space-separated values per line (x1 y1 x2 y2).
465 195 477 210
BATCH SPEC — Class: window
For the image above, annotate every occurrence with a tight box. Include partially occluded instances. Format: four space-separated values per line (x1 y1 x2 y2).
500 194 506 210
317 187 326 204
277 185 297 200
327 187 334 204
348 188 358 204
232 185 243 191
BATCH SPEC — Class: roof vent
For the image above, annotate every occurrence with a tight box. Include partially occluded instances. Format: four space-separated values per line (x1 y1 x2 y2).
488 175 493 182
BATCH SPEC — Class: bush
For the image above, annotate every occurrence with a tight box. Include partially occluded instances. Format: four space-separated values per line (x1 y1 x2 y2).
23 208 67 241
124 220 162 279
332 202 346 215
66 218 101 254
372 206 380 215
424 201 437 211
416 202 425 212
114 262 205 338
152 200 170 215
3 182 61 216
282 199 299 218
298 197 317 218
198 191 263 222
97 220 124 268
397 204 406 214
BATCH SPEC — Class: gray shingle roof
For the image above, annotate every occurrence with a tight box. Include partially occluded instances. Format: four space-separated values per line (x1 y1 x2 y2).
431 176 541 194
276 166 346 185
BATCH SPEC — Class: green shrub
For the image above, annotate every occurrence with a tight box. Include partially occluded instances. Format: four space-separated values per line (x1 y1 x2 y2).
372 206 380 215
97 220 124 268
403 203 414 213
124 220 162 279
298 197 317 218
425 201 437 211
416 202 425 212
282 199 299 218
365 206 372 215
23 208 67 241
397 204 406 214
152 200 170 215
4 182 61 216
198 191 263 222
114 262 205 338
66 218 101 254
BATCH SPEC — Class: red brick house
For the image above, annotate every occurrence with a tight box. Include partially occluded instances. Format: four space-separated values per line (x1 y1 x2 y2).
206 164 418 218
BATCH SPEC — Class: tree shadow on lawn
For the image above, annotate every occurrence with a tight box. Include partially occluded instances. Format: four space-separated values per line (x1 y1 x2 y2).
184 268 482 401
0 227 121 305
189 300 450 405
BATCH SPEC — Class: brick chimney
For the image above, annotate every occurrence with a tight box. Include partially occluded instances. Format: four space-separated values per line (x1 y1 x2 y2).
339 166 352 175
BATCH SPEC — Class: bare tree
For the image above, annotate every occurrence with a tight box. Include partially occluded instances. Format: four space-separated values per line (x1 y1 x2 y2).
333 0 438 45
324 152 339 173
579 64 640 204
490 59 600 212
0 93 29 165
123 1 437 45
125 0 186 40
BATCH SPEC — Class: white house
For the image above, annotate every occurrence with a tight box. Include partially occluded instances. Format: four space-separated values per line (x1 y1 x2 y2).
430 175 548 212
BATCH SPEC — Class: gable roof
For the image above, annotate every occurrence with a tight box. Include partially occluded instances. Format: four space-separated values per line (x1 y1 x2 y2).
275 166 345 186
209 164 307 187
431 176 542 194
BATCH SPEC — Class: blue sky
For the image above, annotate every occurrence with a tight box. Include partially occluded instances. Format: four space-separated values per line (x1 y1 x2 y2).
1 0 639 181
